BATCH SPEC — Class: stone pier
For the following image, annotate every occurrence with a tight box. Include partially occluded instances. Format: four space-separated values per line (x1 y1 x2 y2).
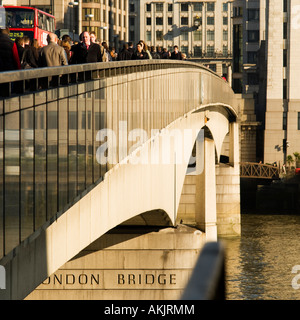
25 225 206 300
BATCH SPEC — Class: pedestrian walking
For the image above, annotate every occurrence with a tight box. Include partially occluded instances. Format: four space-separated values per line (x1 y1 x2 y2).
21 38 40 68
170 45 183 60
38 33 68 67
0 27 21 71
131 42 149 60
117 43 133 60
70 31 103 64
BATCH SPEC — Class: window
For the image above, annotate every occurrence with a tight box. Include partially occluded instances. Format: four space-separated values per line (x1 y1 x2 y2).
194 46 202 57
168 4 173 11
208 64 216 72
233 6 243 17
223 16 228 25
207 16 214 25
298 112 300 130
283 79 287 99
248 30 259 42
146 4 151 11
206 45 214 57
207 2 215 11
248 51 257 63
283 112 287 130
146 17 151 25
146 30 151 42
181 17 188 25
283 22 287 39
165 30 173 40
194 30 202 41
207 30 214 41
129 3 135 12
181 46 188 54
156 30 163 41
181 3 189 11
168 17 173 25
156 3 163 12
194 3 203 11
283 49 287 67
129 30 134 41
223 30 228 41
181 31 188 41
156 17 163 25
223 3 228 11
223 45 228 57
248 9 259 21
284 0 288 12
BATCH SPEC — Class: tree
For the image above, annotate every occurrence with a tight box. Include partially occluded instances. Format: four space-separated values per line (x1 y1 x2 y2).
286 155 294 168
293 152 300 168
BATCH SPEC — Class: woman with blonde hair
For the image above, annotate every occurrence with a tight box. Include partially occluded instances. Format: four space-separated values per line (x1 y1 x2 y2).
138 40 152 59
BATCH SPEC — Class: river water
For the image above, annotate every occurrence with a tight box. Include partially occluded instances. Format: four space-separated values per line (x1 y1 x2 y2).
220 214 300 300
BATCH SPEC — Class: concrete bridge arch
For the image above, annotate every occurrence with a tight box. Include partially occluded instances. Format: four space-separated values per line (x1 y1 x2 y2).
0 60 240 299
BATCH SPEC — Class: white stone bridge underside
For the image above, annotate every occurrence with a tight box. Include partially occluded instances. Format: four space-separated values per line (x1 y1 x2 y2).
0 62 240 299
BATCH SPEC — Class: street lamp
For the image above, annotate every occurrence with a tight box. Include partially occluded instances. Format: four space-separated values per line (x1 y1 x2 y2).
68 2 79 40
193 15 201 30
99 26 108 41
85 14 94 31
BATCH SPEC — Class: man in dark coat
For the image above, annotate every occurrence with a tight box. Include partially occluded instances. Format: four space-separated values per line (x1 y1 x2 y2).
127 41 134 55
70 31 102 64
170 45 183 60
0 27 20 71
117 43 133 60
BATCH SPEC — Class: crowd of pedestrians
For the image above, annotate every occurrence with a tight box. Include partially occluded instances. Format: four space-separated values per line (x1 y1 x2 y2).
0 27 186 72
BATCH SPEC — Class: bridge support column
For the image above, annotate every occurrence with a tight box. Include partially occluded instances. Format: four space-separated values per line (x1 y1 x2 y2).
195 135 217 241
216 122 241 236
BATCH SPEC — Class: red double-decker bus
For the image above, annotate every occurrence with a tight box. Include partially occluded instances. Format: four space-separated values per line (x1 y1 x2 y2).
0 6 56 46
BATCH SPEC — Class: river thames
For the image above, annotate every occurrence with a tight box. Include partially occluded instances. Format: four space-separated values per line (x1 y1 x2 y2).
220 214 300 300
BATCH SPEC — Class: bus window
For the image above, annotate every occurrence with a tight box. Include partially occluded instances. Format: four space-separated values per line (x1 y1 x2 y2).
46 16 50 31
42 14 47 30
38 12 42 28
5 9 34 28
0 6 5 28
51 17 55 31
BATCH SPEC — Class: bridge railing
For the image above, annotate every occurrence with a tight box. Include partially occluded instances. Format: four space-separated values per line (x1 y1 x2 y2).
181 242 225 300
0 60 214 98
240 162 280 179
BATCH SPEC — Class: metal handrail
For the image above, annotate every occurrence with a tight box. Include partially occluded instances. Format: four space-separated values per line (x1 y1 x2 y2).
240 162 280 179
181 241 225 300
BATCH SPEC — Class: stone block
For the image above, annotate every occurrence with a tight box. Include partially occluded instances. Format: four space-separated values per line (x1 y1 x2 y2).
26 226 205 300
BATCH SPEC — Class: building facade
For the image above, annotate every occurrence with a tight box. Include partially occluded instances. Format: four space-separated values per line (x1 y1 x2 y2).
232 0 261 95
129 0 233 78
263 0 300 165
4 0 129 46
231 0 300 165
